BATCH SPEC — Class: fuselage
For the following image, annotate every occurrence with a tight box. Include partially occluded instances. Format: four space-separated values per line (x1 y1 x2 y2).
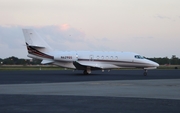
23 29 159 75
41 51 159 70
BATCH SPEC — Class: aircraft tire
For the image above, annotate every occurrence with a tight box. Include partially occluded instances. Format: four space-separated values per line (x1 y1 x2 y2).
83 70 88 75
143 72 147 76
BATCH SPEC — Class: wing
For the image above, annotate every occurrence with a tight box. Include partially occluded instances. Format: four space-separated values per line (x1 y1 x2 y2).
73 61 119 70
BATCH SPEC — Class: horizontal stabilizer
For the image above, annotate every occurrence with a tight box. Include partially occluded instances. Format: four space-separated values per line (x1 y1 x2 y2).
28 45 45 48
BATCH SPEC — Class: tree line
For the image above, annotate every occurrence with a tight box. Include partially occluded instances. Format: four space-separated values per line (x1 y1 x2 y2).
0 55 180 65
147 55 180 65
0 56 42 65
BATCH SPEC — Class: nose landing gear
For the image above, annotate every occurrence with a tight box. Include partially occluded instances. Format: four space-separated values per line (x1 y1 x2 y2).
143 69 147 76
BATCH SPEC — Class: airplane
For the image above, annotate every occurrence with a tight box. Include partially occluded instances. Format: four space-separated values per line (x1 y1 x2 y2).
22 29 159 76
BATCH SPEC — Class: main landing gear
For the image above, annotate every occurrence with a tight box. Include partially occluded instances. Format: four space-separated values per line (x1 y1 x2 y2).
143 69 147 76
83 67 91 75
83 70 88 75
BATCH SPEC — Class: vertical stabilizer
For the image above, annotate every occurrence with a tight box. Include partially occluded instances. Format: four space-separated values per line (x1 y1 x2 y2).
22 29 53 59
22 29 52 49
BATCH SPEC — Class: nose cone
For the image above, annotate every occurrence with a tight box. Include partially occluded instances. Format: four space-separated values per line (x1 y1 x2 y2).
146 59 159 67
152 62 159 67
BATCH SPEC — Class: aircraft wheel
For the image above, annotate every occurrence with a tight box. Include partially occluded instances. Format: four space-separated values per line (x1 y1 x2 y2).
143 72 147 76
143 69 147 76
83 70 88 75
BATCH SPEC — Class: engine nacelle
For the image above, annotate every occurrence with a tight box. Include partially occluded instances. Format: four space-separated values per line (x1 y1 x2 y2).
54 54 77 62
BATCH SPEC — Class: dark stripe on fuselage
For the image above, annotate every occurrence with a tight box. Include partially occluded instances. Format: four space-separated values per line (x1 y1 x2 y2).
78 59 147 65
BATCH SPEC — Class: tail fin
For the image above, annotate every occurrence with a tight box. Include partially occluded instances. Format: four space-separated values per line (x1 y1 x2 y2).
22 29 53 59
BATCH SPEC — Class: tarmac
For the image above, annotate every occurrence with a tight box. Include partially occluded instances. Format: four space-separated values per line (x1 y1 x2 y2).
0 70 180 113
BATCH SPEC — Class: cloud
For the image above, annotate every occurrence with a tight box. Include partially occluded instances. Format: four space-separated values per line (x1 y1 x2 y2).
155 14 171 20
59 24 70 31
133 36 154 39
0 26 27 58
0 26 23 48
0 24 106 58
0 24 179 59
33 25 87 50
0 24 119 59
32 25 112 51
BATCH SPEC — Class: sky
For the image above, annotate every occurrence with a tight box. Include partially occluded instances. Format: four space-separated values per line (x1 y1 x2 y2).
0 0 180 59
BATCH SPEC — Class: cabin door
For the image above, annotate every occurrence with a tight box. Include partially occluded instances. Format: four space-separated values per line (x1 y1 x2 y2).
89 55 94 61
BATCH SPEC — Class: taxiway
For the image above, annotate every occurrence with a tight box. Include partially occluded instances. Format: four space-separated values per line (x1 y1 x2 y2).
0 70 180 113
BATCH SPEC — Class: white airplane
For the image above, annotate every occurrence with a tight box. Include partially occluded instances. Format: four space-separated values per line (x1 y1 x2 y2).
22 29 159 76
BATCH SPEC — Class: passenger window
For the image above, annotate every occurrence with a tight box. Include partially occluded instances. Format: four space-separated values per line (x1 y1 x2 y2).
111 56 113 59
106 56 109 59
115 56 118 60
97 56 99 59
101 56 104 59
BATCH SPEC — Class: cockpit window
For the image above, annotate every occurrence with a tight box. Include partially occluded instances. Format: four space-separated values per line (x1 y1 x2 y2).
134 55 144 59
